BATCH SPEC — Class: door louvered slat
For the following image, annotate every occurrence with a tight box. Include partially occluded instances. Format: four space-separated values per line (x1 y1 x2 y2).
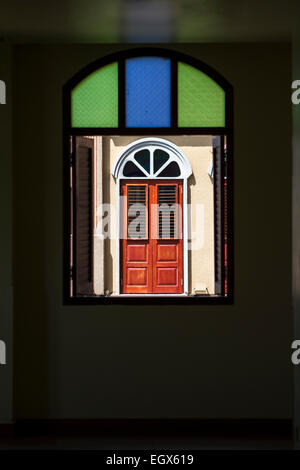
127 185 148 239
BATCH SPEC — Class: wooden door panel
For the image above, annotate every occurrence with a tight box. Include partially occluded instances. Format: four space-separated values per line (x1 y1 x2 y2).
156 267 178 286
157 244 178 262
127 244 148 262
123 253 151 293
127 267 148 286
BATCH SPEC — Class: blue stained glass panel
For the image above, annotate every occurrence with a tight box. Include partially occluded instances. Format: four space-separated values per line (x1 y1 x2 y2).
126 57 171 127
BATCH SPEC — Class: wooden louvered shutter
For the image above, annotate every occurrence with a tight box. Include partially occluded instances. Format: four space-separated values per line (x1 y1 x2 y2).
157 185 178 239
213 136 224 295
127 185 148 239
74 137 94 295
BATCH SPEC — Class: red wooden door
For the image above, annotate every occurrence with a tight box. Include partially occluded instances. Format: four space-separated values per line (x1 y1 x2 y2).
121 180 183 294
152 182 183 293
121 183 152 294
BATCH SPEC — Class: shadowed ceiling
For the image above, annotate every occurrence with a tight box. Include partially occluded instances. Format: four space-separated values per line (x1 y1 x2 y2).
0 0 297 43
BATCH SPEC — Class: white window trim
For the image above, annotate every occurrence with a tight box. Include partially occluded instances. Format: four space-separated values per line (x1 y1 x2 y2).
112 138 192 296
112 137 192 180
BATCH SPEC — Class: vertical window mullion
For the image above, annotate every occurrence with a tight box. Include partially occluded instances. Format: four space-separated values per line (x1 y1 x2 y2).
171 58 178 128
118 59 126 129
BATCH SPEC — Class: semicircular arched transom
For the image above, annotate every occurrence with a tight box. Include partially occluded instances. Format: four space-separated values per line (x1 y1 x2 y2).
121 146 181 179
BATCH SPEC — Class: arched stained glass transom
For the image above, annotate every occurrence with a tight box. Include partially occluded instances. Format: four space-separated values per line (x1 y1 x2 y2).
66 48 232 131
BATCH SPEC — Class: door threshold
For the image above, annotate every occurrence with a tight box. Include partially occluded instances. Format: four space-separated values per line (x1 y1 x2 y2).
112 293 188 297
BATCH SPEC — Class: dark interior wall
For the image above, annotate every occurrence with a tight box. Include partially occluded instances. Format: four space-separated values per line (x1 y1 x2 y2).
0 45 13 422
293 27 300 446
13 43 292 419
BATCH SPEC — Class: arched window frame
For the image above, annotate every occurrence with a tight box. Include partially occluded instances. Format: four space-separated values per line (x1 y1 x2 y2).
63 47 233 305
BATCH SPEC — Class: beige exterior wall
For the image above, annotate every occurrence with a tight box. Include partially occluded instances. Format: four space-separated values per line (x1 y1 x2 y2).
94 135 215 295
171 136 215 295
93 136 104 295
84 135 105 295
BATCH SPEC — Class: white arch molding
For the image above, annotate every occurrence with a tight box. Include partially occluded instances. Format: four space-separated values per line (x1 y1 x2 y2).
112 138 192 295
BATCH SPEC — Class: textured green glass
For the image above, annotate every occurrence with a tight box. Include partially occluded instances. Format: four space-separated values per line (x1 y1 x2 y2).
178 62 225 127
71 62 118 127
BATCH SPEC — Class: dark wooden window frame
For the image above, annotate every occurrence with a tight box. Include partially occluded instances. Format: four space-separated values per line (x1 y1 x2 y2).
63 47 234 305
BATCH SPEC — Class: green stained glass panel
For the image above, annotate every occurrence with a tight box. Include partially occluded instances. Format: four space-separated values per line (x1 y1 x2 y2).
178 62 225 127
71 62 118 127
